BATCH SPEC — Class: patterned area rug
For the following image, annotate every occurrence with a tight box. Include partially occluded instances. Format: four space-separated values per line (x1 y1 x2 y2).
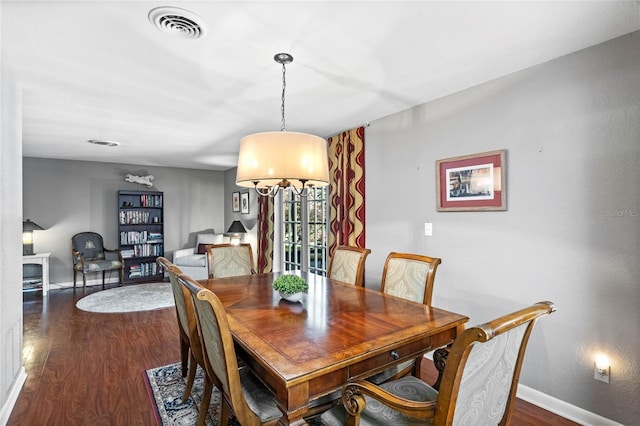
76 282 174 313
144 362 240 426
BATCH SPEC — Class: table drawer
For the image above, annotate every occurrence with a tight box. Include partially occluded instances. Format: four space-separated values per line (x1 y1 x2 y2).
348 336 431 379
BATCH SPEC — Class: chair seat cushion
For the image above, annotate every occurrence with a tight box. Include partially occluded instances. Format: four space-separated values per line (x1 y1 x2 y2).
75 260 123 273
174 254 206 267
320 376 438 426
239 366 281 423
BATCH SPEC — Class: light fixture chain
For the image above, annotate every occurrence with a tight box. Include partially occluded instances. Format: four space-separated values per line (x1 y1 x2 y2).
280 62 287 132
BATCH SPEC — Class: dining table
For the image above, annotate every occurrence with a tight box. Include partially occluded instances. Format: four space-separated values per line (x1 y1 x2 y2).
198 271 468 426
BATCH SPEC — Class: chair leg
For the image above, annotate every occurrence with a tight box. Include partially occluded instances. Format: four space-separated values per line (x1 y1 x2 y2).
82 273 87 289
219 399 232 426
197 375 214 426
119 267 124 287
183 352 197 402
73 270 77 288
102 271 106 289
180 338 189 377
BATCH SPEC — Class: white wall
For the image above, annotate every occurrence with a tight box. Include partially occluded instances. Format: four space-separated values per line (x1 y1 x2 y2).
365 32 639 425
0 60 27 423
22 158 226 285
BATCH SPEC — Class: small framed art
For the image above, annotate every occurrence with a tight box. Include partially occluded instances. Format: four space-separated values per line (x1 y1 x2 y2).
240 192 250 214
232 192 240 212
436 149 506 211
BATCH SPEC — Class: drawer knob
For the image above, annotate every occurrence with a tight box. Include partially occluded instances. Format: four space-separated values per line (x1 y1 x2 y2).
390 350 400 360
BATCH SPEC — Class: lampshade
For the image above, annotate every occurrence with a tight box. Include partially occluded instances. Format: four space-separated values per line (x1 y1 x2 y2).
23 219 44 231
23 219 44 255
236 131 330 190
227 220 247 234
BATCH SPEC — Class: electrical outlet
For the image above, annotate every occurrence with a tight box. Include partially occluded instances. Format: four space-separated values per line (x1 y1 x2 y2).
594 364 610 383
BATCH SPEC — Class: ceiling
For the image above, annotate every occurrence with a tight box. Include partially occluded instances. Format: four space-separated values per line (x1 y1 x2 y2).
3 1 639 171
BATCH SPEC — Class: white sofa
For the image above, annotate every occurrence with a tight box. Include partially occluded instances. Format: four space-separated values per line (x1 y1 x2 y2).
173 233 229 280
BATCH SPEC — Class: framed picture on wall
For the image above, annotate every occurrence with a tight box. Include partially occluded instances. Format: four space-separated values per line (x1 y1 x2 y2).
240 192 250 214
436 149 507 211
232 192 240 212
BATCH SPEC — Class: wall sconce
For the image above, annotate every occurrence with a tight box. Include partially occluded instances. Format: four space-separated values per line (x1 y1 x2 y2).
594 353 610 384
226 221 247 246
23 219 45 255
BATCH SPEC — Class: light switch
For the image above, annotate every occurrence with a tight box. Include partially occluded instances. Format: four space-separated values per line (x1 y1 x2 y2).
424 222 433 236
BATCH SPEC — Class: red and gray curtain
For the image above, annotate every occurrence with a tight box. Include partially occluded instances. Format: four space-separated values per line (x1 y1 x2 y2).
256 195 274 273
328 126 366 256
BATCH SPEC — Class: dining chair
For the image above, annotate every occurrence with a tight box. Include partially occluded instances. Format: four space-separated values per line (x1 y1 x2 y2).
179 273 281 426
206 243 256 279
71 231 124 289
321 301 556 426
156 257 207 402
327 245 371 287
368 252 442 385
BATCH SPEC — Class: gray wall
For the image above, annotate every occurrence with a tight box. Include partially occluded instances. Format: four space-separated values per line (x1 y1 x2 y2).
365 32 639 424
223 167 259 258
22 158 225 285
1 61 25 422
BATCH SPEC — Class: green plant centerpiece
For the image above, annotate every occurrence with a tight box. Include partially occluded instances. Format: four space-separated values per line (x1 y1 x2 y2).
273 274 308 302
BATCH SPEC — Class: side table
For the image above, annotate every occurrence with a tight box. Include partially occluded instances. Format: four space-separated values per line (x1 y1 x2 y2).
22 252 51 295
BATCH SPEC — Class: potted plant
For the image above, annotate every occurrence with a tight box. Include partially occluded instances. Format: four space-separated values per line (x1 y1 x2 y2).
272 274 308 302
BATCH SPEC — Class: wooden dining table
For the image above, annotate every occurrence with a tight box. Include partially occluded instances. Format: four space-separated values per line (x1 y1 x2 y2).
199 271 468 425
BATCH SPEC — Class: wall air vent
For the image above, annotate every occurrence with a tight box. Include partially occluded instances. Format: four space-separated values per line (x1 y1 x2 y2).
148 7 207 40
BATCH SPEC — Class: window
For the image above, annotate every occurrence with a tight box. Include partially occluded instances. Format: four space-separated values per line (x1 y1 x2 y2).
281 187 328 275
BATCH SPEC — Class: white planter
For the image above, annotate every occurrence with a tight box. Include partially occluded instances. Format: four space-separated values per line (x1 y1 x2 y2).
279 291 304 302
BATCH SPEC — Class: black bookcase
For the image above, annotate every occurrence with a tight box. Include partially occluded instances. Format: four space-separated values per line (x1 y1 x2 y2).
118 190 164 283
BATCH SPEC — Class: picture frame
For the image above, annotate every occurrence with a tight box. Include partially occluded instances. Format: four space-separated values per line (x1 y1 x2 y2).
436 149 506 212
232 192 240 212
240 192 250 214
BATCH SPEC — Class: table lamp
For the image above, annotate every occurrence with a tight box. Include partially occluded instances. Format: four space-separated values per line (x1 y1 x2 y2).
23 219 44 255
227 220 246 245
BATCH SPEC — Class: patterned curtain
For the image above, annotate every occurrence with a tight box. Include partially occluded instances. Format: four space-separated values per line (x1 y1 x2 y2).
256 195 274 273
328 126 366 257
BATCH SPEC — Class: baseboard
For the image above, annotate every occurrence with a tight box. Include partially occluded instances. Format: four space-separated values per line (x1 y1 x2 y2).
422 353 620 426
516 384 623 426
0 367 26 426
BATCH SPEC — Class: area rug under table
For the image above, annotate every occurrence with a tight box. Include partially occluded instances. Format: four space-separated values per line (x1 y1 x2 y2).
144 362 240 426
76 282 174 313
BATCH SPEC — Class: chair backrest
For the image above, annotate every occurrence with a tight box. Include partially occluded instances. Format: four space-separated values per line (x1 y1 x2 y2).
179 273 257 424
380 252 442 305
434 301 556 425
328 246 371 287
71 232 106 261
157 257 190 338
207 243 255 279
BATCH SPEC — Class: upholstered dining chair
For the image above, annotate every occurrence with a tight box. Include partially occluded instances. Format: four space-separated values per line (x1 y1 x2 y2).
207 243 256 279
180 273 281 426
327 245 371 287
71 232 124 289
321 301 556 426
367 252 442 385
156 257 207 403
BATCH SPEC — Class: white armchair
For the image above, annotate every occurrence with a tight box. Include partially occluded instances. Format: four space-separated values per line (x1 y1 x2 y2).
173 233 228 280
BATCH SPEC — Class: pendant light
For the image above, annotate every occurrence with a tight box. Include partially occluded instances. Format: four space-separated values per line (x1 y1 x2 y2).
235 53 330 197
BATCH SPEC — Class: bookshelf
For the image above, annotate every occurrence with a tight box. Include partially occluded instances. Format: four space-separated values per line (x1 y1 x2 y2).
118 190 164 283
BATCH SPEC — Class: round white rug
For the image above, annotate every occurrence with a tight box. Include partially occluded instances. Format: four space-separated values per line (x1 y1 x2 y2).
76 282 174 313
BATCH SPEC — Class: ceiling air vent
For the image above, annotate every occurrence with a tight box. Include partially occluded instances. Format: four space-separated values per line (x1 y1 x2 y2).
87 139 120 147
148 7 207 40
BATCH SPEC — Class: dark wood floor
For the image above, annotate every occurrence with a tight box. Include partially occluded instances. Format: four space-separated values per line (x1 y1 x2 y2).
10 287 578 425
